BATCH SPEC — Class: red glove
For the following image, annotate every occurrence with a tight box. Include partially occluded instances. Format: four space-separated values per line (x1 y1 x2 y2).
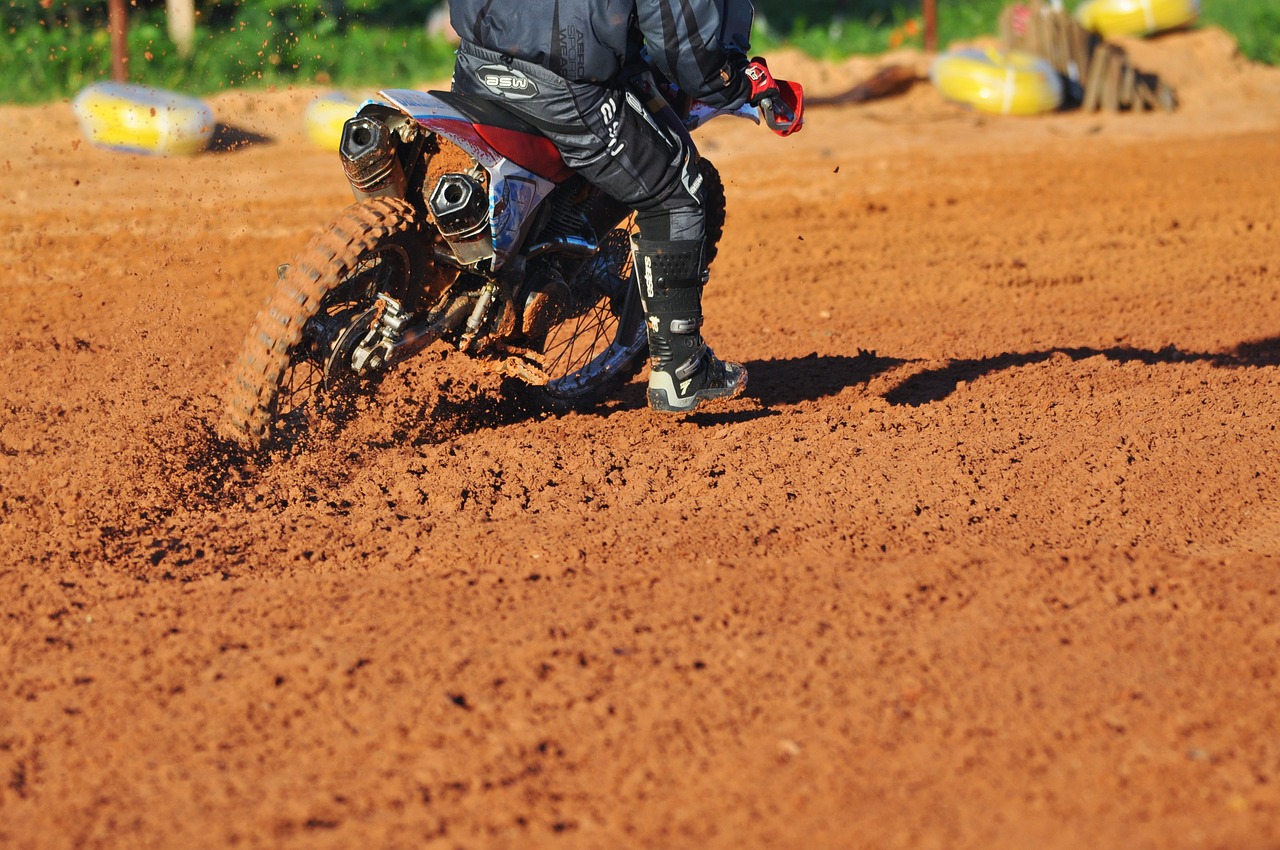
745 57 804 136
745 58 780 106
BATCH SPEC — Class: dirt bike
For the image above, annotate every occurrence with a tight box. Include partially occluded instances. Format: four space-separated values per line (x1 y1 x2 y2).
219 64 800 449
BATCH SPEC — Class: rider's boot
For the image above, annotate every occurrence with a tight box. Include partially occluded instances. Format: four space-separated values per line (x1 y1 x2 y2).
632 237 747 413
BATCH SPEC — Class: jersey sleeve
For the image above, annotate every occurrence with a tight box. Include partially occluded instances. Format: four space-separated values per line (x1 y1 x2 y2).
635 0 753 110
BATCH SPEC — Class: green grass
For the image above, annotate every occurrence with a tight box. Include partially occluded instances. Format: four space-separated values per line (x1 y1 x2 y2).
1 0 1275 105
1199 1 1280 67
0 17 459 103
753 0 1280 63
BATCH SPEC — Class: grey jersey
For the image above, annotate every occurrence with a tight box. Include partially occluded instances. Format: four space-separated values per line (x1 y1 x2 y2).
449 0 754 109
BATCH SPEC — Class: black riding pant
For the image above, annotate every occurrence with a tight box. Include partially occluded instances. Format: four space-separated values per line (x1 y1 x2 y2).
452 42 706 247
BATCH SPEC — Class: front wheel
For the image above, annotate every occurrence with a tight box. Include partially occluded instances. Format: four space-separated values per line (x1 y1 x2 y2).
219 197 432 449
535 225 648 407
532 156 727 408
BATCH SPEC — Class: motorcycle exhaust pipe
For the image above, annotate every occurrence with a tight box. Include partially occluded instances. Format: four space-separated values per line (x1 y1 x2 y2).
340 116 407 201
428 173 495 266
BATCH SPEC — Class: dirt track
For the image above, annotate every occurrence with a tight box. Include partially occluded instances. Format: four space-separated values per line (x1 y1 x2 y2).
3 28 1280 850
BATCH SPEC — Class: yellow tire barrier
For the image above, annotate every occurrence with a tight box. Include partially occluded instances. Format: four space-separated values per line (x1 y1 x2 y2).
1075 0 1200 38
71 82 214 156
930 47 1064 116
305 91 372 150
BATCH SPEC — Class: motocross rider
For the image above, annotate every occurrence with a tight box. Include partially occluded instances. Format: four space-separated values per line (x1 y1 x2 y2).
448 0 803 412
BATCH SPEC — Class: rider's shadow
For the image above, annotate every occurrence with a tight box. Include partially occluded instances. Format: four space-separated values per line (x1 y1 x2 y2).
685 350 907 424
392 350 903 438
689 335 1280 420
882 337 1280 407
746 350 906 406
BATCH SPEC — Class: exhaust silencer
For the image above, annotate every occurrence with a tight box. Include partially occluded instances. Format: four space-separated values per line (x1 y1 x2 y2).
429 173 494 266
340 116 407 201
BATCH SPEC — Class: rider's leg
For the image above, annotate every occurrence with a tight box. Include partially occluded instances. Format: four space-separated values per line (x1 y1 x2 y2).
629 205 746 412
449 69 746 410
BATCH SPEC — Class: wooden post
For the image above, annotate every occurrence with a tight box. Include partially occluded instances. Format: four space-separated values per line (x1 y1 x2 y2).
923 0 938 52
167 0 196 58
108 0 129 81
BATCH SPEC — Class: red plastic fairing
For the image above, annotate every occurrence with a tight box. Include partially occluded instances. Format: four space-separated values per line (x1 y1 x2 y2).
378 89 573 183
473 124 574 183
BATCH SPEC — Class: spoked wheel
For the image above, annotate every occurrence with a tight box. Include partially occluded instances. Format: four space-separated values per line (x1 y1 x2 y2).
534 225 648 407
220 198 430 449
535 156 727 408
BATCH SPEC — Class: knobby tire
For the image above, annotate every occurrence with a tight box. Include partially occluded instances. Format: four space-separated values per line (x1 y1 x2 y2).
220 197 418 449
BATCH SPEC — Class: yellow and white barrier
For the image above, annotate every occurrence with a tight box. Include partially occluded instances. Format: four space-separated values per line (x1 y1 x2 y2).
71 81 214 156
930 47 1064 116
1074 0 1200 38
305 91 373 150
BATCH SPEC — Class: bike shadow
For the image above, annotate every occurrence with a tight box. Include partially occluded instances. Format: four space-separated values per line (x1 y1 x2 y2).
207 124 274 153
884 337 1280 407
363 335 1280 444
390 350 904 441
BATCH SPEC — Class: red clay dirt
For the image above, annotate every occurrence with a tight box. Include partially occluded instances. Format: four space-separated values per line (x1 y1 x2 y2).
2 27 1280 850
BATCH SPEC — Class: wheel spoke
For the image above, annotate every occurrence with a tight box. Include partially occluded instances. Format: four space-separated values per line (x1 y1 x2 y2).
277 359 323 419
543 301 618 377
529 223 648 407
220 197 424 448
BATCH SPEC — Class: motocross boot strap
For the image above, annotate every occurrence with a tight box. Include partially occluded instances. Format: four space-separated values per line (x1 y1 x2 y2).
645 300 747 411
645 285 706 379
